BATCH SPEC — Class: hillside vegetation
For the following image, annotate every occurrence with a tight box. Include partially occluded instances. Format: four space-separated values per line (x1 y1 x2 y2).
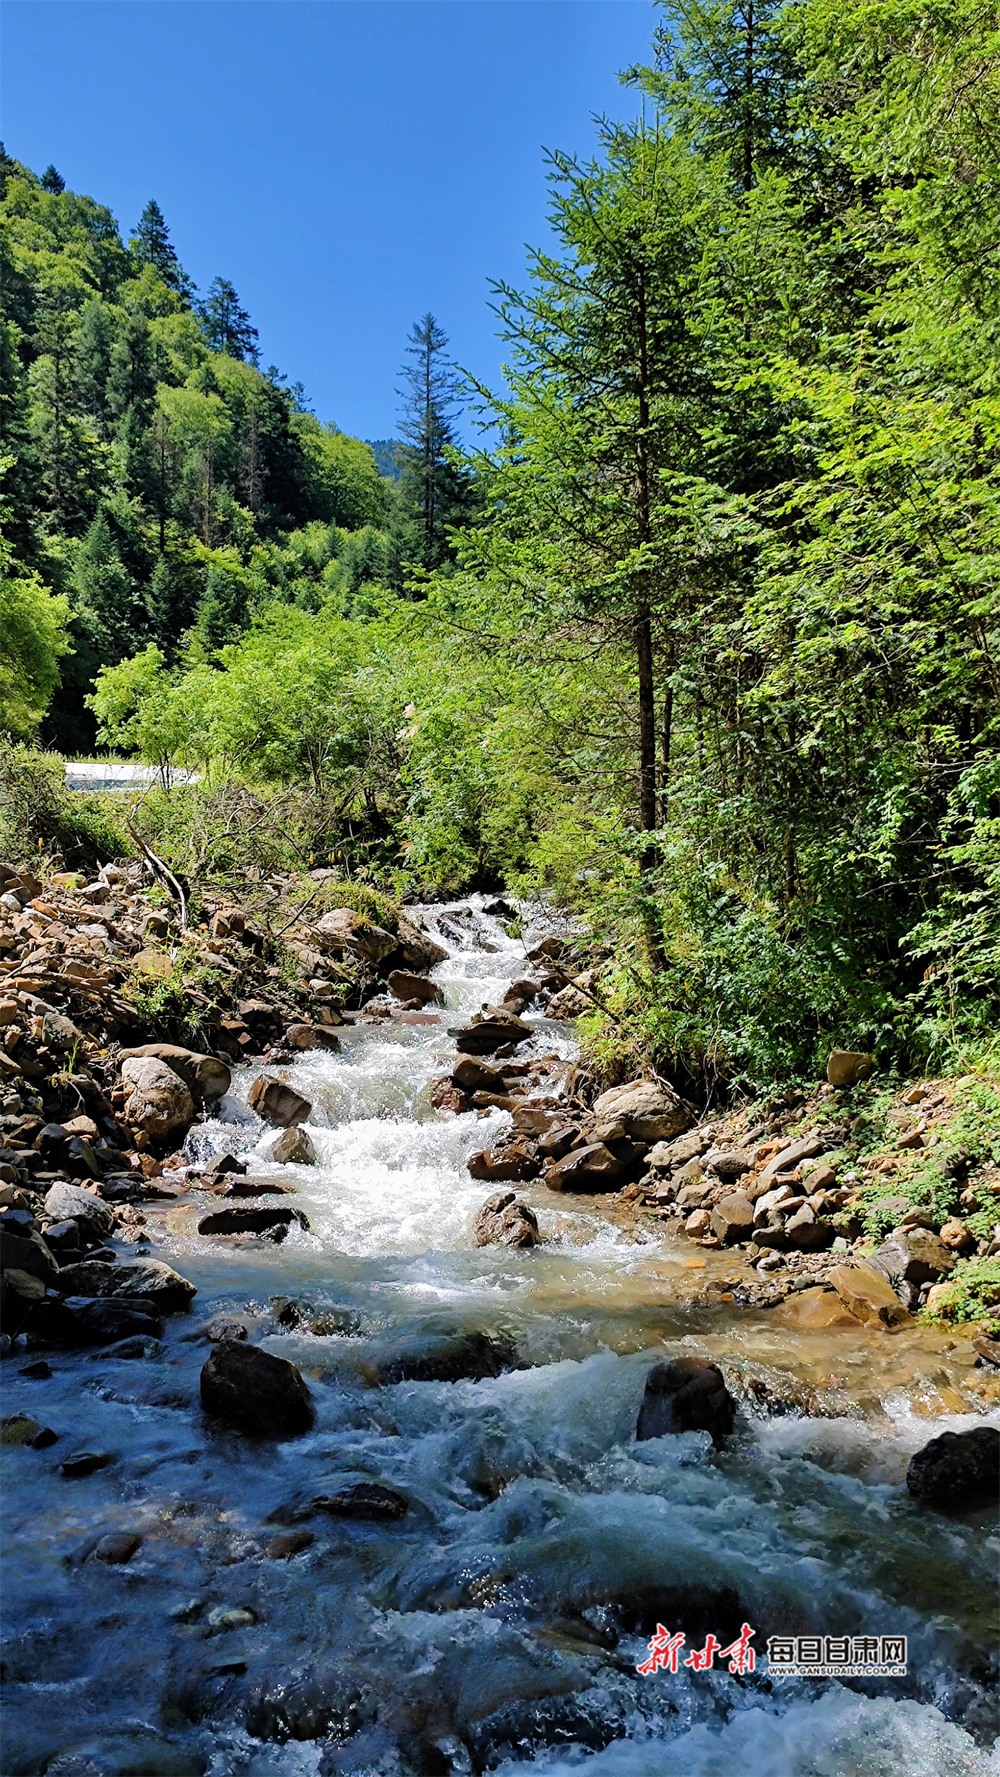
2 0 999 1096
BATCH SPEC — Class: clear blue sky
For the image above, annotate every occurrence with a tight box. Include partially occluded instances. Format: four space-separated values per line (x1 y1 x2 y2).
2 0 656 439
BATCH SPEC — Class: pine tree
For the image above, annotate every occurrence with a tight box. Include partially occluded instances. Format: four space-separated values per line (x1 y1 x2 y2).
130 199 194 301
40 165 65 194
198 278 260 362
395 313 475 575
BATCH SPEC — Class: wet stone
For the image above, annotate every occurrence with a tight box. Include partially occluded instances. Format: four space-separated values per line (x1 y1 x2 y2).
200 1339 315 1436
59 1449 115 1477
637 1358 736 1447
93 1530 142 1564
907 1426 1000 1505
308 1482 408 1521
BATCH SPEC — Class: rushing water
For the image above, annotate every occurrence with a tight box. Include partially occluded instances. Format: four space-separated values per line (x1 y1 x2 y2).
2 900 998 1777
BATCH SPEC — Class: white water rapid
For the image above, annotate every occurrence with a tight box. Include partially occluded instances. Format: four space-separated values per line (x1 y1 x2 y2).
2 899 997 1777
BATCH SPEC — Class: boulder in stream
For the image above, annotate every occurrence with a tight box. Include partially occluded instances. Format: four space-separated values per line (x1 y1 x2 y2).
906 1426 1000 1504
636 1357 736 1447
119 1042 231 1107
452 1012 532 1055
272 1123 317 1165
197 1205 307 1238
474 1190 540 1248
467 1139 540 1183
367 1324 518 1385
43 1181 116 1241
387 969 442 1005
55 1257 196 1313
247 1075 313 1128
119 1056 196 1139
200 1339 315 1435
391 914 448 972
284 1023 342 1053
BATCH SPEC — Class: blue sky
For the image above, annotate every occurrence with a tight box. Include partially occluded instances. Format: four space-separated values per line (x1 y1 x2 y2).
3 1 655 439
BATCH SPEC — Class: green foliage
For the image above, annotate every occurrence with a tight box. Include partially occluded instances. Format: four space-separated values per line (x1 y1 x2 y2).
0 474 72 737
919 1257 1000 1336
0 737 130 865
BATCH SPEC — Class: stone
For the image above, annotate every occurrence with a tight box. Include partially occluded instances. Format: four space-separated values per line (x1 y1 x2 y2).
873 1226 956 1286
591 1080 690 1143
59 1449 115 1477
545 983 590 1019
308 1482 408 1521
803 1165 837 1192
544 1142 625 1191
93 1531 141 1564
429 1078 469 1113
826 1049 874 1087
313 907 397 964
453 1013 532 1055
705 1148 754 1179
265 1529 315 1558
1 1413 43 1446
709 1193 754 1244
247 1075 312 1128
684 1209 711 1237
54 1258 196 1313
272 1123 317 1165
120 1057 195 1140
675 1177 710 1209
197 1206 305 1238
467 1139 540 1183
387 970 442 1006
777 1286 860 1330
938 1217 975 1253
829 1263 910 1328
284 1023 342 1053
44 1181 115 1240
906 1426 1000 1504
759 1134 825 1182
29 1295 163 1346
1 1225 59 1281
473 1190 540 1248
200 1339 314 1436
785 1203 834 1250
118 1043 231 1107
370 1326 517 1385
391 914 448 971
636 1358 735 1447
202 1152 246 1180
753 1182 796 1226
453 1056 507 1094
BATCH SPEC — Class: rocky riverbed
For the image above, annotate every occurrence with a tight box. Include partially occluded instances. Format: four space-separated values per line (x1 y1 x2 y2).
1 869 998 1776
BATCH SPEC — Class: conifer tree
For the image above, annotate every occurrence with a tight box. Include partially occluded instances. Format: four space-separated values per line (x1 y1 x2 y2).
40 165 65 194
130 199 194 301
198 278 260 363
394 313 476 575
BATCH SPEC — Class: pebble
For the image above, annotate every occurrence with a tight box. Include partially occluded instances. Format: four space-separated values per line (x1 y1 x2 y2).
93 1531 142 1564
59 1450 115 1478
207 1604 257 1631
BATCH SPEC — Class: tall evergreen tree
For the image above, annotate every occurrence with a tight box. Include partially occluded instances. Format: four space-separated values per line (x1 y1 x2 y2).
130 199 194 300
394 313 476 575
198 278 260 362
40 165 65 194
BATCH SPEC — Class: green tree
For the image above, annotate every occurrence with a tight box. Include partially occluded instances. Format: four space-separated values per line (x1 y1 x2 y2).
197 277 259 363
0 465 71 737
395 313 477 575
130 199 194 302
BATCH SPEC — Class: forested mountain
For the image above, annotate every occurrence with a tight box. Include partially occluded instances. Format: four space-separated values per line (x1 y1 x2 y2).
2 0 999 1091
0 155 474 748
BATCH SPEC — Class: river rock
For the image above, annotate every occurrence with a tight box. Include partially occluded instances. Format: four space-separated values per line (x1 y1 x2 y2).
938 1216 975 1252
391 914 448 972
906 1426 1000 1504
119 1042 231 1106
200 1339 314 1435
636 1358 736 1447
369 1326 517 1385
59 1449 115 1477
387 970 442 1006
453 1013 532 1055
1 1413 43 1446
54 1258 196 1314
776 1286 860 1330
467 1140 540 1182
284 1023 342 1053
0 1224 59 1282
120 1057 195 1140
545 982 590 1019
197 1205 306 1238
265 1529 315 1558
544 1142 625 1191
473 1190 540 1248
827 1049 874 1087
709 1192 754 1244
828 1262 910 1328
452 1056 506 1094
706 1148 754 1179
590 1080 690 1143
93 1531 142 1564
429 1077 469 1113
44 1181 115 1240
313 907 398 964
873 1226 956 1286
310 1481 408 1520
28 1295 164 1346
247 1075 312 1127
272 1123 317 1164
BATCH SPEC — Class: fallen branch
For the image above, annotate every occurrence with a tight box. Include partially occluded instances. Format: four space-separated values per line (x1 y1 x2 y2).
125 819 187 931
